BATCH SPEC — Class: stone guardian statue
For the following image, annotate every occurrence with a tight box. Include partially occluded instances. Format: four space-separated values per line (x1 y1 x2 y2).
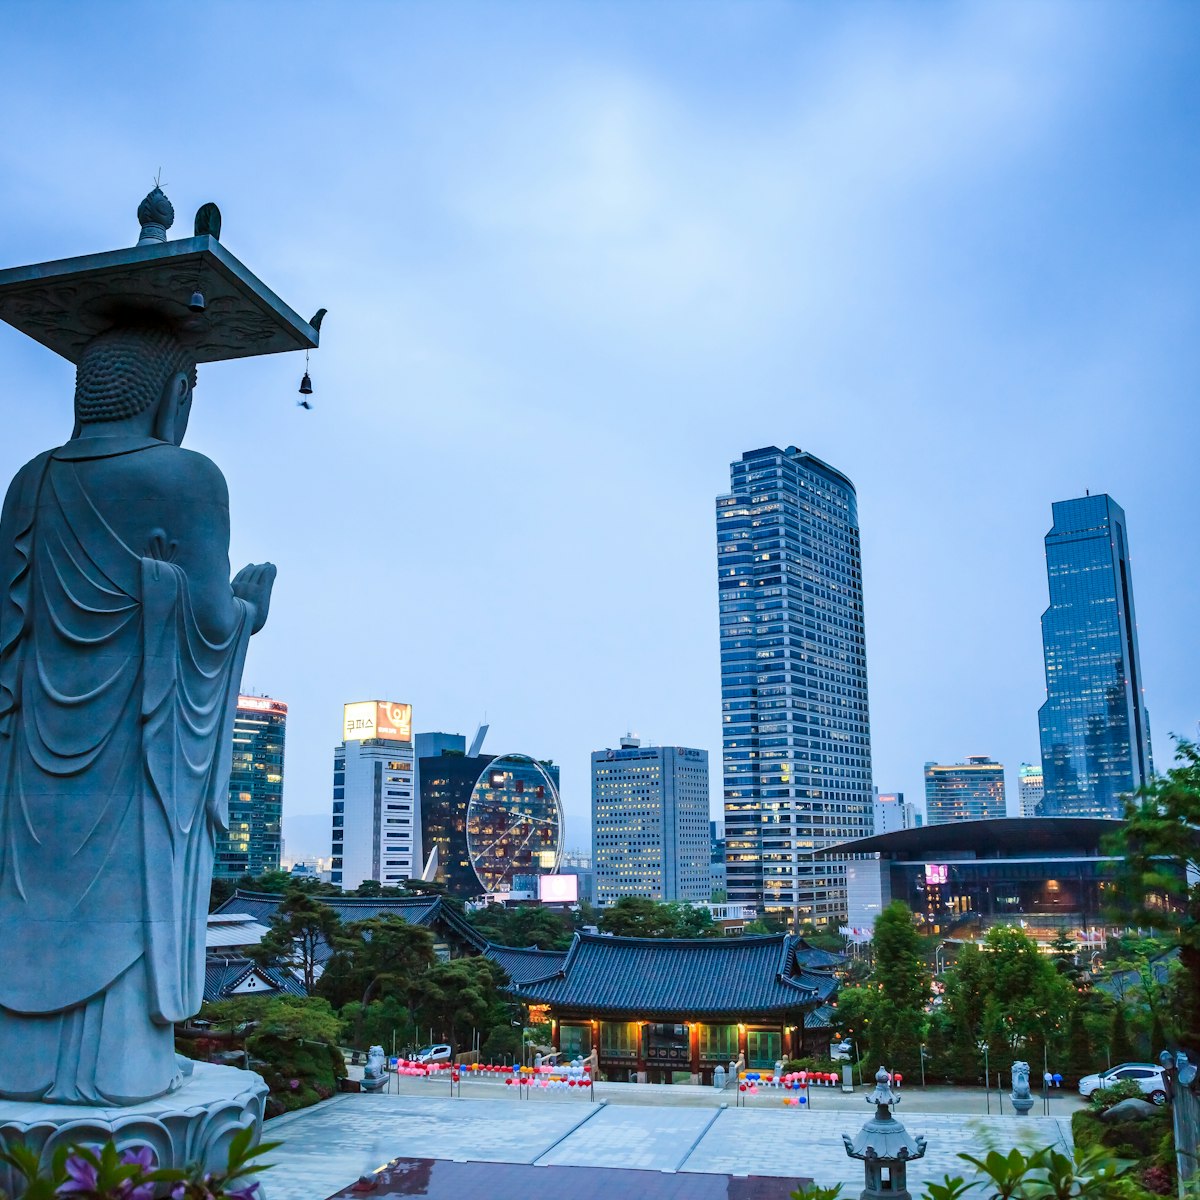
0 188 320 1109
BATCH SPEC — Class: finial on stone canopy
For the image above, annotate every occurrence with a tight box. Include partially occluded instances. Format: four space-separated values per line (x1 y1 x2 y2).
194 202 222 241
136 187 175 246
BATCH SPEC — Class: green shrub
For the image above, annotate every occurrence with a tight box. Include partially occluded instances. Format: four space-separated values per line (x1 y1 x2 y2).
1071 1105 1175 1194
1090 1078 1147 1110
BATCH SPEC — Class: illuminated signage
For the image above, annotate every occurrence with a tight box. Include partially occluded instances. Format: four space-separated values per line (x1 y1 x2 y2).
538 874 578 903
342 701 412 743
925 864 948 885
238 695 287 715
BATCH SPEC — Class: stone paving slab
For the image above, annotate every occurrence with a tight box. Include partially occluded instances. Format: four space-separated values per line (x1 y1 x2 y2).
264 1094 598 1200
536 1102 717 1170
682 1107 1075 1191
263 1092 1077 1200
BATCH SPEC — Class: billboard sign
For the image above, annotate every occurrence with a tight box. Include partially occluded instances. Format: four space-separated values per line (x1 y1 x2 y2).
237 695 288 715
343 701 412 743
538 874 579 903
924 863 948 885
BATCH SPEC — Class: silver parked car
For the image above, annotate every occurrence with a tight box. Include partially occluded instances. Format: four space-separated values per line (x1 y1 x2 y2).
414 1043 453 1064
1078 1062 1168 1105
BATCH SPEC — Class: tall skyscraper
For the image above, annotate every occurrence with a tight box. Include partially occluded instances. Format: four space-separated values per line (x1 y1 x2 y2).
215 694 287 879
592 735 710 906
1038 495 1152 817
716 445 872 928
924 757 1006 825
1018 763 1044 818
330 701 416 889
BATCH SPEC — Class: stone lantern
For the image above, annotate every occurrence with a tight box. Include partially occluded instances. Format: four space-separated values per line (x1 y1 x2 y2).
842 1067 928 1200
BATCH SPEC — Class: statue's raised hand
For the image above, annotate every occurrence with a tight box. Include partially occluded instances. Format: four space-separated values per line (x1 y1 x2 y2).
231 562 277 634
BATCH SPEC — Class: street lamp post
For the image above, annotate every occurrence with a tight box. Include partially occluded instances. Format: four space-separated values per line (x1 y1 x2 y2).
920 1044 927 1090
978 1040 990 1115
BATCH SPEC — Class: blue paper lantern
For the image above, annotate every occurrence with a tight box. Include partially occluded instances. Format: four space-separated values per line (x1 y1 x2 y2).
1052 1073 1062 1086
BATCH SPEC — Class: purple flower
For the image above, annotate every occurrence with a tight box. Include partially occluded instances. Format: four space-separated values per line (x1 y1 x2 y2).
288 1078 300 1090
121 1146 156 1172
228 1184 260 1200
57 1154 99 1193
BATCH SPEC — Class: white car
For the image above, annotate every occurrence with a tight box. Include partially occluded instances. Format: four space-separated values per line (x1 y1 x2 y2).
415 1044 452 1064
1078 1062 1168 1105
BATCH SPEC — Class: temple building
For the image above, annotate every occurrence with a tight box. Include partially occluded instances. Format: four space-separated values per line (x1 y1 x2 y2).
488 932 840 1085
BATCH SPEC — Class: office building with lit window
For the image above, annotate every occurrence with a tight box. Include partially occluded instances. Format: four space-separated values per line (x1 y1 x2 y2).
330 701 416 890
1019 763 1044 819
924 757 1006 825
419 747 563 899
592 735 710 906
716 445 873 929
216 695 287 879
1038 494 1152 818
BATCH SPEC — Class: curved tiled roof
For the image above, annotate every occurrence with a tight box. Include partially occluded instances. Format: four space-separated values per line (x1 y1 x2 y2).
480 943 570 987
213 890 487 958
508 932 834 1017
211 890 487 972
202 957 308 1003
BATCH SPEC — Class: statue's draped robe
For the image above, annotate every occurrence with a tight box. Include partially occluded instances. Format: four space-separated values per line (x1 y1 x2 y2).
0 438 251 1104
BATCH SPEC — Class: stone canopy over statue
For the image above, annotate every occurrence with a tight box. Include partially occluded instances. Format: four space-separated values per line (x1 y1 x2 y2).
0 189 320 1108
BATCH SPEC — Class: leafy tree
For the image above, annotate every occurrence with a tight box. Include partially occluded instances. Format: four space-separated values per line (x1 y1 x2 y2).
411 957 509 1049
598 897 720 938
248 891 340 992
316 914 436 1021
198 993 343 1045
337 994 414 1054
1106 737 1200 1044
1109 1004 1136 1063
469 903 574 949
932 927 1072 1083
832 902 928 1076
571 899 602 929
1049 930 1082 985
1064 1002 1093 1084
208 867 338 911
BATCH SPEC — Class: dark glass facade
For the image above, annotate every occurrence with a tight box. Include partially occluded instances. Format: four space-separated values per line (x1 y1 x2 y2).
420 752 562 898
717 446 872 928
215 695 287 879
1038 495 1151 818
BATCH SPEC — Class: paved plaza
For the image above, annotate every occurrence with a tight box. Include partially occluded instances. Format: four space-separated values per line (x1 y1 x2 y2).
263 1088 1076 1200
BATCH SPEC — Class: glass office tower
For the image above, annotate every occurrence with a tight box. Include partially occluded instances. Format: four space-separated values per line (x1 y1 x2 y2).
215 695 287 878
1038 495 1152 817
716 445 873 928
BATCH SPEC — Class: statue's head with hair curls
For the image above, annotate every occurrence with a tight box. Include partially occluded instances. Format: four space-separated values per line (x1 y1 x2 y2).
73 324 197 426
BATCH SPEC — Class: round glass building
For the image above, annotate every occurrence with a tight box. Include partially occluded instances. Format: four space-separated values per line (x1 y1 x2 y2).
465 753 563 893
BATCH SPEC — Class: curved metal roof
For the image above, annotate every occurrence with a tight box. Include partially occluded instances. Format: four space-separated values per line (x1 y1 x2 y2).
818 816 1125 860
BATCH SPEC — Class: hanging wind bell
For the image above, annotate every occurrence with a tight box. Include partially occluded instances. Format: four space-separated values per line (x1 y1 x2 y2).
297 311 325 410
298 349 313 408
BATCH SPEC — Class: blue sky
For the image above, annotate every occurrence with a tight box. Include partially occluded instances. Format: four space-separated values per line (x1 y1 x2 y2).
1 2 1197 860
